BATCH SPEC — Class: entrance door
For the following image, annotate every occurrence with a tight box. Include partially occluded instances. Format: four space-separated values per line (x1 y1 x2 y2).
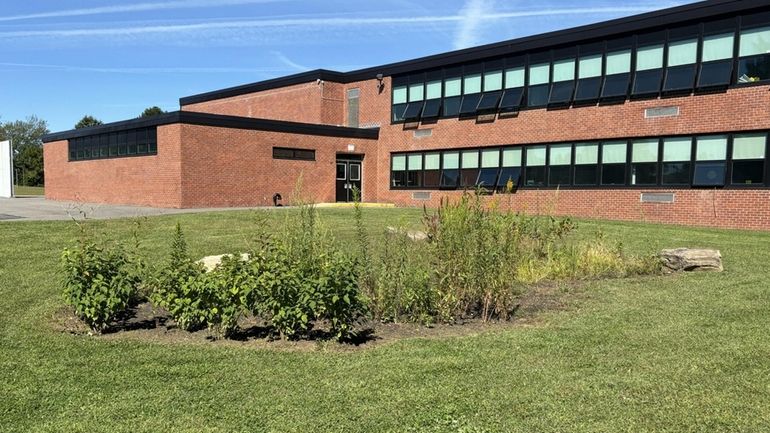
335 155 363 202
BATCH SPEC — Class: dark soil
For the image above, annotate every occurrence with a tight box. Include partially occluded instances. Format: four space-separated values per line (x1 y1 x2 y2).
51 282 587 351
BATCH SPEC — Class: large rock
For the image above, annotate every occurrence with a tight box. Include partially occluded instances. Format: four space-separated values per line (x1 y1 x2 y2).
197 253 250 272
385 226 429 242
660 248 723 273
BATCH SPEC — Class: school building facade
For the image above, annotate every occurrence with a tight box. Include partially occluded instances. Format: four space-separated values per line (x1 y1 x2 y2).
43 0 770 230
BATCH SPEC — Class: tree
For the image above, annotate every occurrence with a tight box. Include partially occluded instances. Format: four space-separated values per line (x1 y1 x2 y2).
140 106 166 117
75 115 103 129
0 115 49 187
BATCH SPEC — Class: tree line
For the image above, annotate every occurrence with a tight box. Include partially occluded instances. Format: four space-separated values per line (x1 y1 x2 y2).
0 107 166 187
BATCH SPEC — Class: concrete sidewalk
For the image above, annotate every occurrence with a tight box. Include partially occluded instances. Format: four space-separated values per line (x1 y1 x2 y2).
0 197 272 222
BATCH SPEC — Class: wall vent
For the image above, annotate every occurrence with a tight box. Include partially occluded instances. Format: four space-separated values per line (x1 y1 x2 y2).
640 192 675 203
412 191 432 201
413 129 433 139
644 106 679 119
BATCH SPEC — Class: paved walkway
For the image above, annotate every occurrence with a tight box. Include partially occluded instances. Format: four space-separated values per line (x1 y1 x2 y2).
0 197 271 222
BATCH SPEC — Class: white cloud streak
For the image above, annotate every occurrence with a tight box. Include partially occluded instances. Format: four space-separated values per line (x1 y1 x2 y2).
454 0 491 50
0 0 292 22
0 5 680 39
271 51 309 72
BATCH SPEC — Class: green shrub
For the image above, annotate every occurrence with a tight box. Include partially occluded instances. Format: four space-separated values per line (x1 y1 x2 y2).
246 204 368 340
61 237 140 334
148 223 207 331
198 254 254 338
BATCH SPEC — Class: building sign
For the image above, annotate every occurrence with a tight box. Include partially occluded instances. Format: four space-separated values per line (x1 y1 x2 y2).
0 141 13 198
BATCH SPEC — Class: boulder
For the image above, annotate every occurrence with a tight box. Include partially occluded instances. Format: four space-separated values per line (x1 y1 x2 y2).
660 248 723 273
385 226 429 242
197 253 250 272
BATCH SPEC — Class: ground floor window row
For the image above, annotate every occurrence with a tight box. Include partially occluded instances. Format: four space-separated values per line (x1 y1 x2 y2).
68 127 158 161
390 132 769 190
272 147 316 161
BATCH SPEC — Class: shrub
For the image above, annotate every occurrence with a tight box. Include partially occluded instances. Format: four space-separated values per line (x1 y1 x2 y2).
148 223 207 331
198 254 254 338
61 237 140 334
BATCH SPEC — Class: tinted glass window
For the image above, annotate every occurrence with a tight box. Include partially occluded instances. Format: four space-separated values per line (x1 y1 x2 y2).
497 167 521 188
602 74 630 98
460 93 483 115
443 96 461 117
574 77 602 101
499 88 524 111
477 92 502 112
693 162 726 186
698 60 733 87
422 99 441 118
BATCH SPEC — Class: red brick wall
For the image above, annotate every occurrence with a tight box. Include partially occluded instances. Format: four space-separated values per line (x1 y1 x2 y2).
182 81 344 126
385 188 770 231
350 79 770 230
43 124 184 207
178 124 378 207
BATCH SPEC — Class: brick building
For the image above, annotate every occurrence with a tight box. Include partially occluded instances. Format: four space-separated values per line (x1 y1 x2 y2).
43 0 770 230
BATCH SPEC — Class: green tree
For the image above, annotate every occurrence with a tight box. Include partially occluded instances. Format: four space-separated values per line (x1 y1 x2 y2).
74 115 103 129
0 115 49 187
140 106 166 117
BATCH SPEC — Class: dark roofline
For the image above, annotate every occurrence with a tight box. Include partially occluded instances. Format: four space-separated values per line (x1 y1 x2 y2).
179 0 767 105
42 111 380 143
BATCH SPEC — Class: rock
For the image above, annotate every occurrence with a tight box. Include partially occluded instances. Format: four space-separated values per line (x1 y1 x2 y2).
196 253 250 272
385 226 429 242
660 248 723 273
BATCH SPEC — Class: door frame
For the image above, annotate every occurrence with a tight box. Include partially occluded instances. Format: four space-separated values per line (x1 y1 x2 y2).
336 153 364 202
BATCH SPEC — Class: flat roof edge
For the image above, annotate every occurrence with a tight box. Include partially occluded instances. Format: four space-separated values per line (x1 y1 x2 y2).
177 0 767 104
42 111 380 142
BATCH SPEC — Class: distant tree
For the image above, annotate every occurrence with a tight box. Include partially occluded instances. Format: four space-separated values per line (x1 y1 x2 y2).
140 106 166 117
0 115 49 187
74 115 103 129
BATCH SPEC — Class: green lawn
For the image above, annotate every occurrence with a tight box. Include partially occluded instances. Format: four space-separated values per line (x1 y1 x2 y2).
13 185 44 196
1 209 769 432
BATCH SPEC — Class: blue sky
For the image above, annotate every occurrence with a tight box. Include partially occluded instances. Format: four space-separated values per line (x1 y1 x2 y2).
0 0 694 132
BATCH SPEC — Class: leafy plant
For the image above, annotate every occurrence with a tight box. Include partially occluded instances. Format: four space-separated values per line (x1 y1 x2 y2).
61 236 140 334
148 223 207 331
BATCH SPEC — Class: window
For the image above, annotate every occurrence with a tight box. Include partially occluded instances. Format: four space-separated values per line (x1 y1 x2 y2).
601 141 627 185
664 38 698 92
391 155 406 187
475 69 503 113
738 26 770 83
273 147 315 161
443 73 462 117
549 59 575 105
407 154 423 187
575 54 602 102
500 66 525 113
68 127 158 161
633 44 664 96
693 135 727 186
422 80 443 118
347 88 360 127
336 163 346 180
498 148 522 189
403 82 425 121
662 137 692 185
478 148 500 187
602 50 631 98
631 139 659 185
525 146 546 186
527 63 550 107
574 143 599 185
460 72 482 115
441 151 460 188
460 150 480 186
392 83 408 122
699 33 734 88
549 144 572 185
732 133 766 184
424 153 441 187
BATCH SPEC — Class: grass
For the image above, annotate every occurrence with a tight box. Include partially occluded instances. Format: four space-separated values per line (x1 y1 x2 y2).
13 185 44 196
1 208 769 432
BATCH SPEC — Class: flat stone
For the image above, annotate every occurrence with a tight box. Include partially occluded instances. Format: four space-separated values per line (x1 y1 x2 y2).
197 253 250 272
660 248 723 273
385 226 429 242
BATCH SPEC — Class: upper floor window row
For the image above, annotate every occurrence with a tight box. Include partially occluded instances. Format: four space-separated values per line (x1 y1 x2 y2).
391 11 770 122
68 127 158 161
